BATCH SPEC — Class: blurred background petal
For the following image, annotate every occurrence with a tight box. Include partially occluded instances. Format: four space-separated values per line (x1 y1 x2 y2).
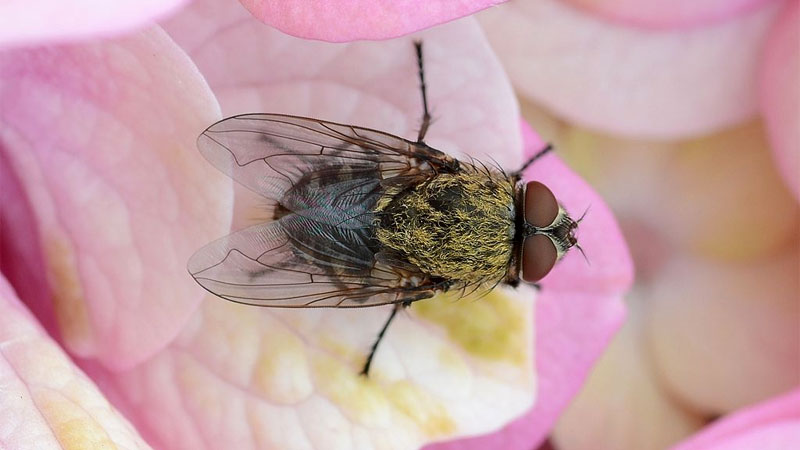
672 389 800 450
759 1 799 202
0 0 188 49
521 96 799 449
479 0 784 139
562 0 775 29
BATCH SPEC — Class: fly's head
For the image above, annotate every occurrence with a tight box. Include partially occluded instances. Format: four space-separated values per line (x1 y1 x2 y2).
515 181 581 284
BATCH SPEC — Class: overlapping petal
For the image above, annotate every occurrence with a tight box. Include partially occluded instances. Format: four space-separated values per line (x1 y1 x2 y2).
478 0 784 139
237 0 506 42
672 389 800 450
0 28 230 370
562 0 773 29
0 275 152 450
530 112 799 449
759 1 799 202
0 0 188 49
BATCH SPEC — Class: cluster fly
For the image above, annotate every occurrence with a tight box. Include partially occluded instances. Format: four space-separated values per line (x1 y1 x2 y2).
188 42 580 375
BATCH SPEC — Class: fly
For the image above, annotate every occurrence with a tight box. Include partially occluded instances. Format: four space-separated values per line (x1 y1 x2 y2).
188 42 580 376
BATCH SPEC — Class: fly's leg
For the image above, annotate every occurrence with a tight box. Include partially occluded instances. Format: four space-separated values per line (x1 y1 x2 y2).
511 143 554 180
414 41 432 143
360 302 406 376
360 279 452 376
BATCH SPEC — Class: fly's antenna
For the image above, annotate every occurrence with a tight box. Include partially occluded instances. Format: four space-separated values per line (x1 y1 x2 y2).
574 243 590 266
576 205 591 223
572 205 590 265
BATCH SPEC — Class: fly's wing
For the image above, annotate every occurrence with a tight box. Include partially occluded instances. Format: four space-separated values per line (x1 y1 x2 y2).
188 214 436 307
191 113 454 307
196 113 457 206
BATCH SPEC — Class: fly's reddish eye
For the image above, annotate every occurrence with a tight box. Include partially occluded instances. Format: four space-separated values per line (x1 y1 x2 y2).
525 181 559 228
522 234 557 282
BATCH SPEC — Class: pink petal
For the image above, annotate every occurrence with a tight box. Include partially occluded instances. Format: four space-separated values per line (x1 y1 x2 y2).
644 122 799 261
0 28 230 370
0 0 189 49
672 389 800 450
552 308 706 450
0 275 152 450
86 3 553 448
91 286 540 449
562 0 773 29
536 120 799 450
760 1 800 203
479 0 783 139
237 0 506 42
425 121 632 450
648 252 800 415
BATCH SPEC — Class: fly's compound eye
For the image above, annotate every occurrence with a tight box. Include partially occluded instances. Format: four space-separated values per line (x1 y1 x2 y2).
525 181 559 228
522 234 557 282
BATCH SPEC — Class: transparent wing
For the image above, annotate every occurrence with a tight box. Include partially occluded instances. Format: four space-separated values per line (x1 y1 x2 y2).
188 214 437 308
197 113 456 205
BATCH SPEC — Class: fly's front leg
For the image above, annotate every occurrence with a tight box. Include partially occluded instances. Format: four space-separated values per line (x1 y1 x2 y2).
511 143 554 181
413 41 432 144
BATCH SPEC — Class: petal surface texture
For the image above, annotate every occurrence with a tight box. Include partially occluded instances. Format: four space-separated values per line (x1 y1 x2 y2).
0 28 230 369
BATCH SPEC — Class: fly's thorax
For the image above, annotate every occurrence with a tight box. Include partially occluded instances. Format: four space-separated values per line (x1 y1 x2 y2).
374 171 516 284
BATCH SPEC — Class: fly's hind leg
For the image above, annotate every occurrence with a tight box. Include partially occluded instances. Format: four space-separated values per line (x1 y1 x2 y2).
413 41 432 143
361 302 406 376
360 278 452 376
360 291 431 376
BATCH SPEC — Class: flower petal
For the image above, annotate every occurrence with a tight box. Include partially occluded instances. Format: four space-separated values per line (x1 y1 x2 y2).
0 275 152 450
535 112 799 449
90 285 538 449
163 0 520 169
672 389 800 450
562 0 773 29
0 28 230 370
237 0 506 42
552 308 705 450
479 0 782 139
760 0 800 202
85 4 547 448
0 0 188 49
648 252 800 415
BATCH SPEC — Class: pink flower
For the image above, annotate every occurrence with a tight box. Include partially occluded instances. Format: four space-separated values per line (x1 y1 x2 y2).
477 1 799 449
0 0 630 449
